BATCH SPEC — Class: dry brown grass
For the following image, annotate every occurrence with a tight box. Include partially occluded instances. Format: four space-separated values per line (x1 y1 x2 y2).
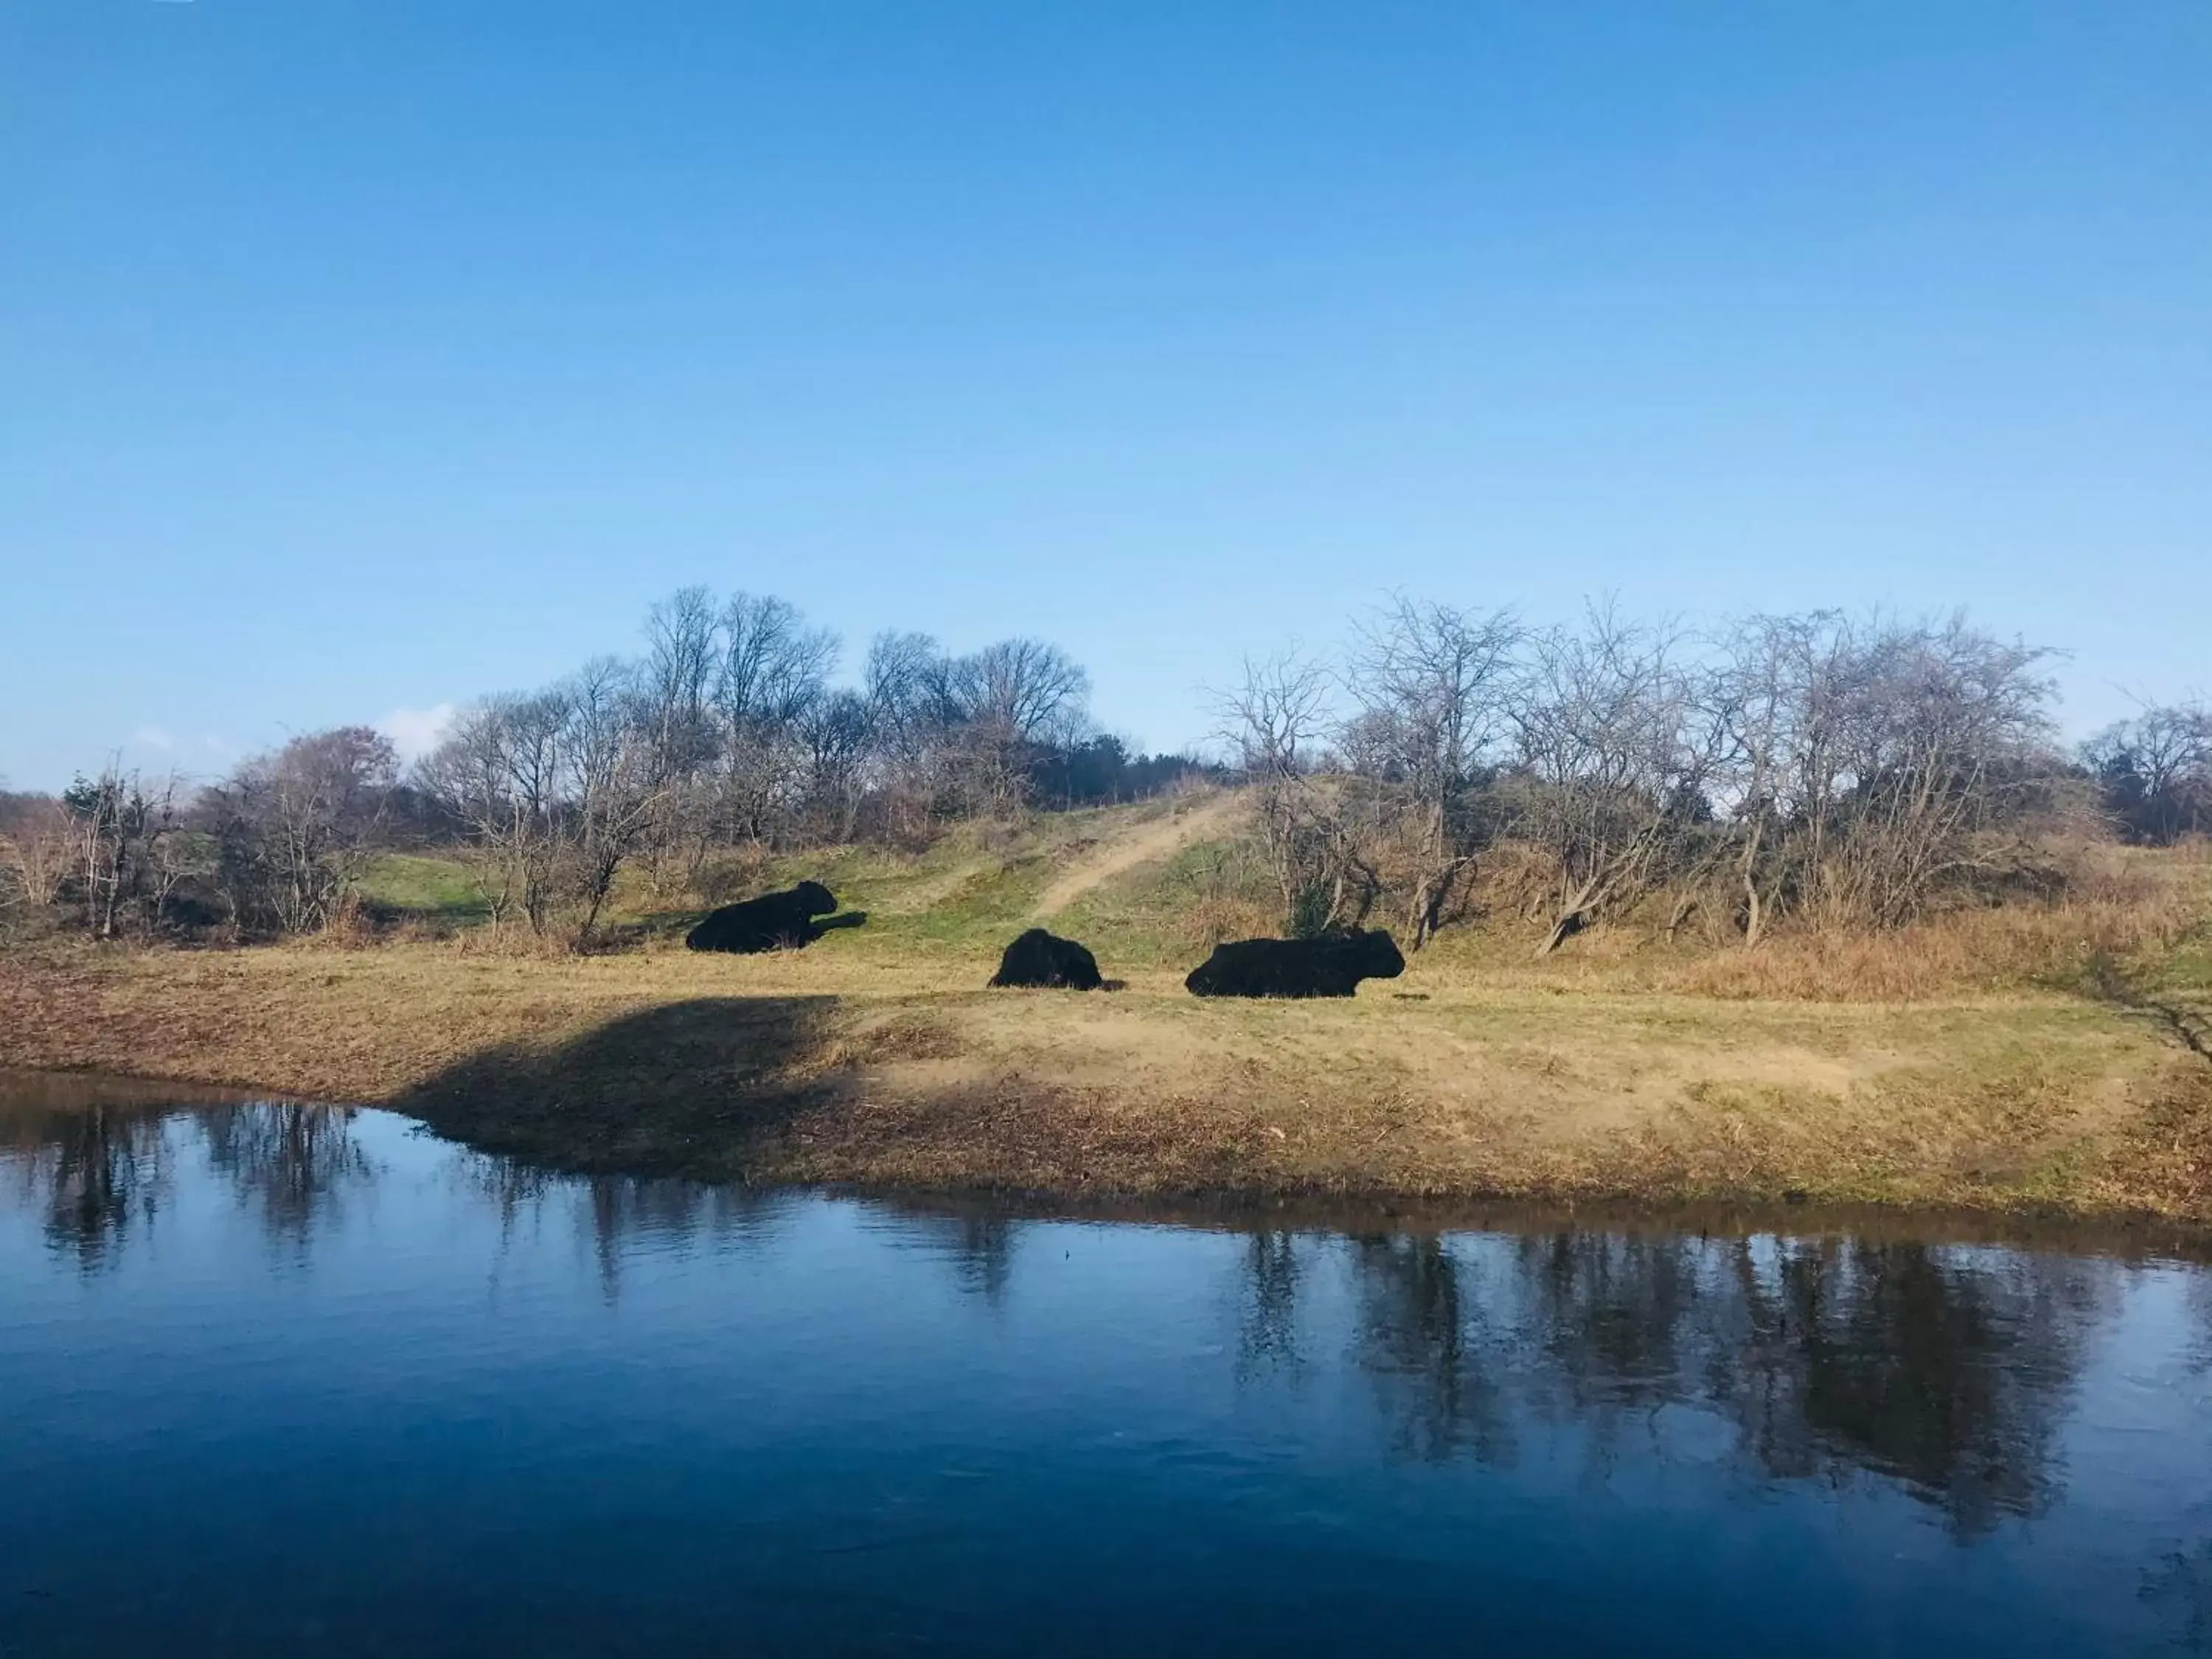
3 925 2208 1224
1663 892 2198 1001
6 809 2207 1221
1391 840 2209 1005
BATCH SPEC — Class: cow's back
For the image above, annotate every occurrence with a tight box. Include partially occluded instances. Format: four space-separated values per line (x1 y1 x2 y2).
1185 937 1304 998
686 888 814 953
1186 933 1399 998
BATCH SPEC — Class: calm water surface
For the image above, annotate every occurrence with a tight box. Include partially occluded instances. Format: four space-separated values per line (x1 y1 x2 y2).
4 1077 2212 1657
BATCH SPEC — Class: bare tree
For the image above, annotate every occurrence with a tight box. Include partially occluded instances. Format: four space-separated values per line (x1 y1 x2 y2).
1512 605 1722 955
860 630 950 840
637 585 724 885
716 593 839 730
863 630 947 761
1345 598 1521 947
2083 699 2211 846
852 630 1096 824
1711 612 1852 946
1213 652 1369 934
964 638 1091 745
953 638 1092 812
714 593 838 843
0 792 74 914
60 762 181 939
799 688 875 842
417 692 571 932
641 585 723 776
1808 616 2057 928
557 657 666 943
1710 612 2060 939
209 726 398 936
414 667 664 946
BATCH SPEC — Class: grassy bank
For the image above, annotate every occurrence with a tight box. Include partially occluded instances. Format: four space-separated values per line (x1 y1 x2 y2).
4 796 2209 1223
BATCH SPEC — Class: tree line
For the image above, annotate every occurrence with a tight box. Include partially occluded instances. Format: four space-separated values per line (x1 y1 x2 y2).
1218 599 2206 953
1 590 2203 951
0 588 1206 945
409 588 1209 939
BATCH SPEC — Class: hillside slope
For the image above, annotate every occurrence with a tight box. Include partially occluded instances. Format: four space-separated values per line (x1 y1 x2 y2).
8 797 2203 1223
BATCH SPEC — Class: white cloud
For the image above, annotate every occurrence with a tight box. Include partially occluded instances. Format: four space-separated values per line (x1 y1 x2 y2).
128 726 178 754
377 703 457 764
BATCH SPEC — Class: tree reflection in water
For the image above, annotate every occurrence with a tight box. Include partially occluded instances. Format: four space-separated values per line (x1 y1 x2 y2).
0 1088 2149 1537
1213 1223 2119 1535
2 1095 378 1265
439 1155 799 1301
4 1102 174 1270
1392 1231 2107 1534
1349 1234 1508 1464
198 1102 372 1249
1746 1239 2102 1533
565 1173 796 1301
884 1211 1020 1305
1235 1230 1303 1383
2190 1271 2212 1377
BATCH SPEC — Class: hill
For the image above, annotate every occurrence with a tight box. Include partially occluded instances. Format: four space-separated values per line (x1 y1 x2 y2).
4 790 2209 1228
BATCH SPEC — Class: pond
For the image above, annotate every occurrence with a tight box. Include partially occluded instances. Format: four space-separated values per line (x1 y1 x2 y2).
4 1074 2211 1656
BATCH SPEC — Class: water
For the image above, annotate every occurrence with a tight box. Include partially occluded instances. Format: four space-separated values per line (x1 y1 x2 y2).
4 1078 2212 1656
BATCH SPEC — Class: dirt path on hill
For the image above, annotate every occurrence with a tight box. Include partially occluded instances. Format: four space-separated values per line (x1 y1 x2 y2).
1029 792 1243 921
876 858 993 914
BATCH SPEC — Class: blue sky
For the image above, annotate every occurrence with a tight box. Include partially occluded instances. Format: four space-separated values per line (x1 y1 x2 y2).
2 1 2206 789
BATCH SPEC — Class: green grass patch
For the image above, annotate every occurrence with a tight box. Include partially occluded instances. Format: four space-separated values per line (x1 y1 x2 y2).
358 853 490 921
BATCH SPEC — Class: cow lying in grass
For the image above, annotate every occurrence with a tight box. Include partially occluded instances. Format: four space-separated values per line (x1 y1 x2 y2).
989 928 1106 990
1184 930 1406 999
685 881 842 953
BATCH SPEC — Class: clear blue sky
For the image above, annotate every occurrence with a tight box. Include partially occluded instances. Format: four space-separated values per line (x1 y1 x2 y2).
3 1 2206 789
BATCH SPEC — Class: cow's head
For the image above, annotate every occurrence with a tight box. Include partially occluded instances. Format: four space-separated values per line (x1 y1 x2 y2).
1350 929 1405 979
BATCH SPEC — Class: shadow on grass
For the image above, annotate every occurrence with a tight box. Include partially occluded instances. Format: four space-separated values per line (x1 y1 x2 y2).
387 996 845 1180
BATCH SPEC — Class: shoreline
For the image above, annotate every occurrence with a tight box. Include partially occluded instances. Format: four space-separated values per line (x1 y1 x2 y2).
5 937 2208 1230
7 1060 2211 1259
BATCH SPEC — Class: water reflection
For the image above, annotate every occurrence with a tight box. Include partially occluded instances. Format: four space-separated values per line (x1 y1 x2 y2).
2144 1540 2212 1655
15 1102 174 1269
198 1101 373 1248
1757 1240 2098 1532
1235 1229 1302 1382
564 1174 792 1298
1216 1220 2120 1535
0 1087 2184 1542
921 1212 1021 1302
2191 1273 2212 1376
7 1083 2212 1655
1351 1234 1508 1464
1 1089 378 1264
1503 1231 2107 1534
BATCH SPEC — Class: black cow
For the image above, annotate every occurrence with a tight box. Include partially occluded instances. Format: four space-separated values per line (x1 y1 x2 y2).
1184 929 1406 999
989 928 1105 990
685 881 841 954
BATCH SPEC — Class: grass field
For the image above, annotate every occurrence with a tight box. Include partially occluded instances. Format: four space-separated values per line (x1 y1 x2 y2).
358 852 493 922
4 793 2209 1224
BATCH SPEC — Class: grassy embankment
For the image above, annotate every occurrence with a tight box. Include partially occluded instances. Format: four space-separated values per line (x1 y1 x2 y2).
3 789 2209 1223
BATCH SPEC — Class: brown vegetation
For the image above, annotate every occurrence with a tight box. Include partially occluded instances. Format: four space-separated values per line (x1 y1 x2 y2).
7 590 2202 969
3 818 2207 1223
5 590 2208 1225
